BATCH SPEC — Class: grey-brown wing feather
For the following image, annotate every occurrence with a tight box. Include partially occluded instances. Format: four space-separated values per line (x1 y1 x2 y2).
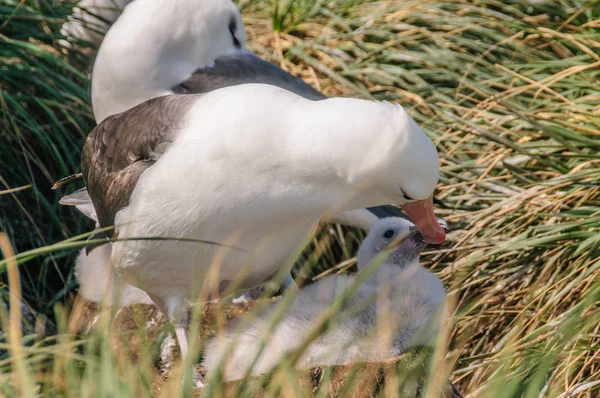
172 51 326 101
82 95 194 235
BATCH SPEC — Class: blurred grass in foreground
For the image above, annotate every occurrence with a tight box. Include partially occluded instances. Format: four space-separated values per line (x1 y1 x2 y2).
1 0 599 396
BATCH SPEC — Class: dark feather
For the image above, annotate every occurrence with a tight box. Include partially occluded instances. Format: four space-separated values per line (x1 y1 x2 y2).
81 95 195 236
85 231 111 255
172 50 326 101
367 205 408 220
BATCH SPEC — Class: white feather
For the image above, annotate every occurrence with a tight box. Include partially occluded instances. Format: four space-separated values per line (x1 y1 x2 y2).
59 188 98 223
322 208 379 231
92 0 245 122
75 245 153 306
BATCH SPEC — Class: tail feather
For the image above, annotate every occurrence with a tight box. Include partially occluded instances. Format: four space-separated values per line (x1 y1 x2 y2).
60 0 134 46
59 183 151 307
59 188 99 223
52 173 82 190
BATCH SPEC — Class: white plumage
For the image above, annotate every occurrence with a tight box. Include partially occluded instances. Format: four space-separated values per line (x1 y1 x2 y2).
203 217 447 381
74 245 152 307
67 83 442 388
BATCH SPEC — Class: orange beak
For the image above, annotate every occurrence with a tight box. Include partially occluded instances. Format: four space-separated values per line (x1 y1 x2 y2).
401 195 446 244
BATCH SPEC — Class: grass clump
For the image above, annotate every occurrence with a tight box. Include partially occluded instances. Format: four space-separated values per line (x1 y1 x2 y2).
1 0 599 397
1 0 95 319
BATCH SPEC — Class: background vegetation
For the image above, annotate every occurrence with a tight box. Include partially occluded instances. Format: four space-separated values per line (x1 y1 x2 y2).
0 0 599 396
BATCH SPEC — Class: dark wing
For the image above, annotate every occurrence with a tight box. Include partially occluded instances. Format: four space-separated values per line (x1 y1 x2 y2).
366 205 409 220
172 50 327 101
82 95 195 236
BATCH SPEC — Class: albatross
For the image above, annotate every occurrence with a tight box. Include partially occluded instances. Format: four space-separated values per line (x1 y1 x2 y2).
73 82 445 386
90 0 324 123
203 217 449 381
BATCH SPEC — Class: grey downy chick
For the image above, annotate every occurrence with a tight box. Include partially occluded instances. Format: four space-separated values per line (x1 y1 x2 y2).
203 217 449 381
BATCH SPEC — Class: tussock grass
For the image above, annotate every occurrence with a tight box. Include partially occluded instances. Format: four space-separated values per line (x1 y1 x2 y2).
1 0 599 396
242 1 600 394
1 0 95 318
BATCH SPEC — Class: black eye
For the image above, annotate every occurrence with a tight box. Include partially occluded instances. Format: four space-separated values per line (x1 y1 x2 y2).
403 193 413 201
229 16 241 49
383 229 395 239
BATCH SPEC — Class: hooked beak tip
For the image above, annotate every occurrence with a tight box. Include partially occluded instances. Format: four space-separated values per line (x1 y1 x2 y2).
401 196 447 244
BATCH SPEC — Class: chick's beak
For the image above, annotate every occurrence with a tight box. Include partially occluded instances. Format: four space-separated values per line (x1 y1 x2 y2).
401 195 446 244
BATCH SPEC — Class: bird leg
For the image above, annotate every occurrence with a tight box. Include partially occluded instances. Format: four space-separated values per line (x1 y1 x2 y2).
174 324 190 359
173 315 205 388
152 296 205 388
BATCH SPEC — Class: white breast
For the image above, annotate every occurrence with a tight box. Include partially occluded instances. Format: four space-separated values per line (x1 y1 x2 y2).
109 89 349 300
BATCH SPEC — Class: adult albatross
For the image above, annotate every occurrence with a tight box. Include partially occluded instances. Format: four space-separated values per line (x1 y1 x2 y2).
79 83 445 386
87 0 411 228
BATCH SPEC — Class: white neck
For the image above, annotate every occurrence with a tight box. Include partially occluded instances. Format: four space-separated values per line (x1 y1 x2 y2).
91 0 244 122
287 99 425 214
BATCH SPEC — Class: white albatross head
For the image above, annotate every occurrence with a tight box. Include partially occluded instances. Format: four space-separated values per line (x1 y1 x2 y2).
382 105 446 244
92 0 246 122
327 99 445 243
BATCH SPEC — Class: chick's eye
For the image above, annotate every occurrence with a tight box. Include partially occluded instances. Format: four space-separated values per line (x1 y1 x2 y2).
383 229 395 239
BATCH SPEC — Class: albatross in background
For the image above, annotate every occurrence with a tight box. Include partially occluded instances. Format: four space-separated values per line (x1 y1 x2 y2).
72 82 445 386
203 217 449 381
90 0 324 123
